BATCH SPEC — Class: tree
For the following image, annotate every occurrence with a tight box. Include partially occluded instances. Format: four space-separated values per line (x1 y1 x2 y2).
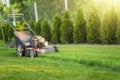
52 14 62 43
87 7 101 43
29 18 41 35
60 11 73 43
116 25 120 43
3 23 13 41
101 6 118 44
11 0 34 20
41 17 51 42
29 18 36 32
0 15 5 44
34 19 41 35
36 0 64 21
73 8 87 43
0 3 13 42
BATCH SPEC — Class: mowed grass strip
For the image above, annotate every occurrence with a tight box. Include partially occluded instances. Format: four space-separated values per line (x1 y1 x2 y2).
0 45 120 80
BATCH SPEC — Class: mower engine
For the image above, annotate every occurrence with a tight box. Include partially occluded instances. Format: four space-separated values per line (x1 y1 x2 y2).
24 35 58 57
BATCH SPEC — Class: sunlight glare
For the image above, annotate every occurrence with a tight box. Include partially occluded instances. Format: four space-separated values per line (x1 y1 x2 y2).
114 0 117 6
94 0 117 5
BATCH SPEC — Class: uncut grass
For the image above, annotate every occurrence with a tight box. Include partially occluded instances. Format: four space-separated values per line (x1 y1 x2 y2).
0 45 120 80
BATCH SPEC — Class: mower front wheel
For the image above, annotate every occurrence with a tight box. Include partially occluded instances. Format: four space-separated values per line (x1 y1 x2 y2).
17 51 23 57
17 44 24 57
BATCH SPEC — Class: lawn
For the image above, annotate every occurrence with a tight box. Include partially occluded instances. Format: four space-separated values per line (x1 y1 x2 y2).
0 45 120 80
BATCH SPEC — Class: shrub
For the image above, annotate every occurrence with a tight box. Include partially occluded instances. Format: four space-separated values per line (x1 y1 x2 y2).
41 17 51 42
35 19 41 35
4 23 13 41
100 6 118 44
87 7 101 43
60 11 73 44
29 18 36 31
16 22 24 30
0 40 5 47
52 14 62 43
116 26 120 43
73 8 87 43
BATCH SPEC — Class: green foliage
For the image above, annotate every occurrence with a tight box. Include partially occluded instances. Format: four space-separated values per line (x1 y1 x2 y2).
1 0 120 45
3 23 13 41
116 26 120 43
0 13 13 42
41 17 51 41
11 0 34 20
73 9 87 43
36 0 64 21
0 3 17 43
60 11 73 44
101 6 118 44
0 40 5 47
16 22 24 31
87 7 101 43
16 22 21 28
29 18 36 31
28 18 41 35
0 14 6 44
22 22 27 28
52 14 62 43
34 19 41 35
0 3 11 17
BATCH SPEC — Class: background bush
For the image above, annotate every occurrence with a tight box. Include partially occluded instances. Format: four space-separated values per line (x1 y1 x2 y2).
52 14 62 43
87 7 101 43
41 17 51 42
100 6 118 44
60 11 74 44
73 8 87 43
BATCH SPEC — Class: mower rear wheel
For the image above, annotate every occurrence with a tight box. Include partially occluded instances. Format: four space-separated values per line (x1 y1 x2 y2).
30 50 35 58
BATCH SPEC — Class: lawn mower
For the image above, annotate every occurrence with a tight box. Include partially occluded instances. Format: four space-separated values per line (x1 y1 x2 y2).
6 14 59 58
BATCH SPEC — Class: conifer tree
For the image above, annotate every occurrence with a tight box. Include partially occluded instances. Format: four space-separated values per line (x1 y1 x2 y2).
116 26 120 43
29 18 36 31
60 11 73 43
35 19 41 35
74 9 87 43
87 7 101 43
41 17 51 42
52 14 62 43
101 6 118 44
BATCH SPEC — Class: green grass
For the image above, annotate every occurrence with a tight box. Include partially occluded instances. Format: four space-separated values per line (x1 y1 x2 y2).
0 45 120 80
